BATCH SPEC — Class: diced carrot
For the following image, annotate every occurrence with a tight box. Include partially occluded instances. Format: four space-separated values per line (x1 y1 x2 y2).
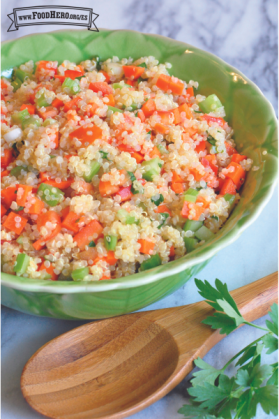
78 247 98 263
117 144 144 163
89 82 113 96
220 178 237 196
156 74 184 95
16 185 33 206
126 80 136 87
99 70 110 82
75 180 94 195
35 61 57 80
231 154 247 163
149 146 161 159
132 151 144 163
64 69 83 80
1 170 9 178
1 149 13 168
196 196 210 208
157 111 173 124
171 182 184 194
201 115 226 127
172 171 184 183
103 94 114 107
225 141 237 156
33 211 61 250
1 80 8 89
54 75 65 83
105 251 118 265
61 211 81 233
63 96 81 112
1 186 18 208
225 162 246 189
42 178 74 190
177 103 193 120
39 261 58 281
154 123 169 135
169 245 175 258
37 106 58 121
1 204 7 217
3 211 27 235
137 109 146 122
99 180 120 197
138 239 155 255
28 197 45 214
216 177 225 192
52 98 64 108
20 104 35 114
186 87 194 97
195 140 206 153
181 201 189 218
123 65 145 80
73 220 103 250
202 155 218 176
61 206 70 219
189 168 205 181
141 99 156 117
154 204 172 216
173 108 181 124
190 204 205 221
116 186 133 202
100 274 111 280
69 125 102 144
86 103 99 117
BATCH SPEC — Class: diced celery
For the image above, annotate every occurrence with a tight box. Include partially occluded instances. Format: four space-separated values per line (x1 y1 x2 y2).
224 193 236 207
183 220 203 232
10 166 28 177
140 254 162 271
35 91 52 108
104 235 117 251
12 108 30 125
22 117 41 130
195 226 214 241
112 83 130 89
71 267 89 281
37 183 64 207
16 236 24 245
184 188 199 203
141 157 163 181
13 69 32 83
11 78 22 91
43 118 56 126
199 94 223 113
157 144 169 154
83 161 101 182
117 209 138 225
13 253 30 276
107 106 124 114
184 237 199 253
62 77 80 95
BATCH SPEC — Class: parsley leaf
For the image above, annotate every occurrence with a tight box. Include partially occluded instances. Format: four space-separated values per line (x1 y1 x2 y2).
14 206 24 212
158 212 169 229
99 150 110 160
88 241 96 247
127 171 136 183
207 135 217 146
151 193 164 206
191 358 221 387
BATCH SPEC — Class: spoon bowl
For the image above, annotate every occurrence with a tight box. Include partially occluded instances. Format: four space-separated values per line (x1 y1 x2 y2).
21 272 277 419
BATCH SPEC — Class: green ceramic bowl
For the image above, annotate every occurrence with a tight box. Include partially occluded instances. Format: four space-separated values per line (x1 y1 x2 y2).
1 29 277 319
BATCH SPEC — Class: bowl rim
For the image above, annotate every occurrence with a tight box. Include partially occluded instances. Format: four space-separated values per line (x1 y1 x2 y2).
1 28 278 293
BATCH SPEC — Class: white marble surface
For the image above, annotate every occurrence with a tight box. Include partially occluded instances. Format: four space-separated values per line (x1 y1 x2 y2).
1 0 278 418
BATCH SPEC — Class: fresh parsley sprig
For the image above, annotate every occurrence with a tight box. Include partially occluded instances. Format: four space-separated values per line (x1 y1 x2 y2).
178 279 278 419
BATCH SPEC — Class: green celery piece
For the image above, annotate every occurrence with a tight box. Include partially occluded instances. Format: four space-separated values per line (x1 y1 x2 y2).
195 225 214 241
117 209 137 225
13 253 30 276
13 69 31 83
107 105 124 114
22 117 41 130
199 94 223 113
37 183 64 207
183 220 203 232
184 188 199 203
10 166 28 177
157 144 169 154
71 267 89 281
83 161 101 182
184 237 199 253
62 77 80 95
43 118 56 126
16 236 24 245
141 157 163 181
140 254 162 271
35 91 51 108
104 235 117 251
112 82 130 89
11 78 22 91
224 193 236 207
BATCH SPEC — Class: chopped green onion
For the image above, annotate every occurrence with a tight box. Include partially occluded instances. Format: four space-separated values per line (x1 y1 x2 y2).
83 161 101 182
37 183 64 207
92 56 101 71
184 237 199 253
99 150 109 160
183 220 203 232
112 82 130 89
141 157 163 181
195 225 214 241
107 105 124 114
207 135 217 146
199 94 223 113
140 254 162 271
104 235 117 251
131 180 144 195
127 171 136 182
138 62 147 68
14 206 24 212
13 253 30 276
151 194 164 206
194 110 203 113
71 267 89 281
117 209 138 225
62 77 80 95
183 188 199 203
88 241 96 248
158 213 169 229
10 165 27 177
211 215 219 221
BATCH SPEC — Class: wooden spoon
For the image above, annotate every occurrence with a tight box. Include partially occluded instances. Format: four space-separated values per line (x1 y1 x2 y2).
21 272 277 419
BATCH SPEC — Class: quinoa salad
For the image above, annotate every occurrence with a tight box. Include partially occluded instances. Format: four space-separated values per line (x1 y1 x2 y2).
1 56 253 282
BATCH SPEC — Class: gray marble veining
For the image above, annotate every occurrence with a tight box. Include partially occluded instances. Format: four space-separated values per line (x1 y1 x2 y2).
1 0 278 418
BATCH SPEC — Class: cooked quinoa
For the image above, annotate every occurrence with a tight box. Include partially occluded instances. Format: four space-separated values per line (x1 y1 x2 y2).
1 56 253 281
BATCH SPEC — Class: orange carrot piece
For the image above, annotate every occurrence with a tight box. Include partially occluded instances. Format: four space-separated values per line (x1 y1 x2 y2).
63 96 81 112
225 162 246 189
1 186 18 208
69 125 102 144
123 65 145 80
61 211 81 233
231 154 247 163
169 245 175 257
190 204 205 221
177 103 193 120
20 104 35 114
172 171 184 183
89 82 113 96
16 185 33 206
173 108 181 124
54 75 65 83
137 109 146 122
1 170 9 178
171 182 184 194
195 140 206 153
105 251 118 265
138 239 155 255
1 204 7 217
196 196 210 208
99 180 120 197
28 197 45 215
156 74 184 95
104 93 115 106
3 211 27 234
141 99 156 117
201 115 226 127
39 261 58 281
43 178 74 190
154 204 172 216
189 168 205 181
99 70 110 82
52 98 64 108
181 201 189 218
73 220 103 251
37 106 58 121
61 206 70 219
1 149 13 168
64 69 83 80
225 141 237 156
220 178 237 196
33 211 61 250
149 146 161 159
186 87 194 97
154 122 169 134
75 180 94 195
